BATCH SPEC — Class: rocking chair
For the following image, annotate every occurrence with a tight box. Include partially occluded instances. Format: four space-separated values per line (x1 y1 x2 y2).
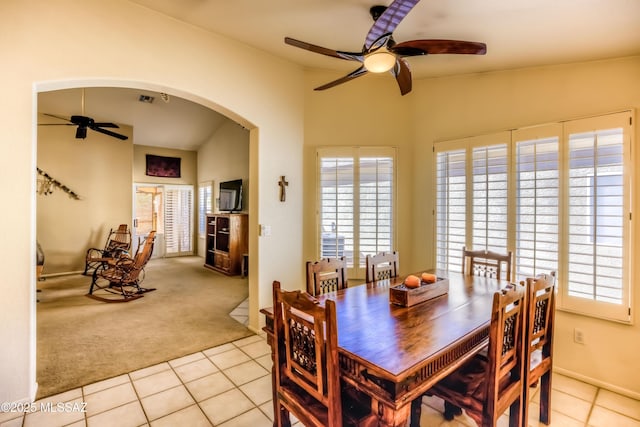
87 231 156 302
83 224 132 275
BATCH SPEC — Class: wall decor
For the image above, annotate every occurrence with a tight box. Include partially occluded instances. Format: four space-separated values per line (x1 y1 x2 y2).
278 175 288 202
146 154 181 178
36 167 81 199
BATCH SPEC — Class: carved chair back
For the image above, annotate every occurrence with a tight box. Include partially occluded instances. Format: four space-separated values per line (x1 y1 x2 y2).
365 251 399 283
522 271 556 424
423 284 526 427
272 280 342 427
306 257 348 296
462 246 513 282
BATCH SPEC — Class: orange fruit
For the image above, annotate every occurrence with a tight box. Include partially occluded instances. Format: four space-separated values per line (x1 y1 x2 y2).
421 273 437 283
404 275 421 288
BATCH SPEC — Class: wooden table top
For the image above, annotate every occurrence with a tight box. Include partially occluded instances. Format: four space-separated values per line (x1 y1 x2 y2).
265 269 506 381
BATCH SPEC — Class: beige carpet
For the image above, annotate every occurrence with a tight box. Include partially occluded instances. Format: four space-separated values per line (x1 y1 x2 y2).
36 256 253 399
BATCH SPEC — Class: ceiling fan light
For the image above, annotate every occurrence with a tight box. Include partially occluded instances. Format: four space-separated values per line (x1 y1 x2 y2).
363 51 396 73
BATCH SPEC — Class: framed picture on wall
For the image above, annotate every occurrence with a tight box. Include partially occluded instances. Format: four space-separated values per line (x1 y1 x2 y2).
146 154 181 178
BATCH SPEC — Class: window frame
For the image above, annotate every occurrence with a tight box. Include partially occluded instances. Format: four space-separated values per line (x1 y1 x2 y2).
198 181 213 238
316 146 397 279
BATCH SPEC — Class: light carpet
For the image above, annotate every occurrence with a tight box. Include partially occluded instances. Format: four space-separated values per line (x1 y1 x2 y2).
36 256 253 399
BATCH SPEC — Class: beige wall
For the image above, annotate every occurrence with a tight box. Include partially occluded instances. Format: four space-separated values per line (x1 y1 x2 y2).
197 120 250 256
37 115 133 274
304 57 640 397
1 0 304 403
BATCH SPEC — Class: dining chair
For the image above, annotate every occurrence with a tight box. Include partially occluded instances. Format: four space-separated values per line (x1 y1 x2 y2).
462 246 513 282
364 251 399 283
521 271 556 425
306 257 348 296
271 281 376 427
411 284 526 427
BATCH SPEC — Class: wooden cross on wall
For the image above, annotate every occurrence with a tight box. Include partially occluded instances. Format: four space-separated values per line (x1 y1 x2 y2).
278 175 288 202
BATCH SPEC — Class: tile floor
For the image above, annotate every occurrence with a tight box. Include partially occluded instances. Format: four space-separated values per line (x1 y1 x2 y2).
2 332 640 427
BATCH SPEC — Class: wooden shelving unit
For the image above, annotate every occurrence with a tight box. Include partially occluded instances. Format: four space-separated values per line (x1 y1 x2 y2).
204 213 248 276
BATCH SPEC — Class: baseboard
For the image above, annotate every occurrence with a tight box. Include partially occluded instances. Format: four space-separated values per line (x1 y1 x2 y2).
554 367 640 400
41 270 85 279
10 382 38 405
31 381 38 402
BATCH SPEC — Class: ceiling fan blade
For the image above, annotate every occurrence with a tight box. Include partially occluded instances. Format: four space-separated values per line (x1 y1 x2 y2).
391 39 487 56
285 37 363 61
364 0 420 50
92 122 120 128
90 126 129 140
391 58 412 96
38 123 75 126
314 66 368 91
42 113 73 123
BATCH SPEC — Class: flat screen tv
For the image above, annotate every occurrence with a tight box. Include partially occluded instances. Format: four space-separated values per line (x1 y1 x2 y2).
219 179 243 212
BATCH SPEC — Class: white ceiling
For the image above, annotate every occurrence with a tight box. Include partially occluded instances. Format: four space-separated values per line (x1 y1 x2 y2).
38 87 229 151
38 0 640 150
130 0 640 79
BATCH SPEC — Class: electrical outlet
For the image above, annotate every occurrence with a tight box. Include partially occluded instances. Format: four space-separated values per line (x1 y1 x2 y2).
574 328 585 344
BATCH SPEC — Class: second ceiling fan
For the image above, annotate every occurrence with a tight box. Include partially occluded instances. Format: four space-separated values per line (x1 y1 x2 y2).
39 88 128 141
285 0 487 95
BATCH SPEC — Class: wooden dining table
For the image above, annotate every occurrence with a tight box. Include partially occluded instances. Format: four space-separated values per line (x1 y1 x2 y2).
260 269 508 427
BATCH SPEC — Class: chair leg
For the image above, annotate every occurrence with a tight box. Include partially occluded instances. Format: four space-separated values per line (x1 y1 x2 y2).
540 372 552 424
410 397 422 427
443 401 462 421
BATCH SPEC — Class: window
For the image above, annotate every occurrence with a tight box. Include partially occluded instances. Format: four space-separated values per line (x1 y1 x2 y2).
198 181 213 237
436 148 466 271
317 147 395 278
513 125 561 279
563 115 631 321
435 132 510 271
435 112 632 322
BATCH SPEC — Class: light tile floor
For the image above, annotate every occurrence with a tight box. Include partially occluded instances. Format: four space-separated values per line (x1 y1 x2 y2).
2 332 640 427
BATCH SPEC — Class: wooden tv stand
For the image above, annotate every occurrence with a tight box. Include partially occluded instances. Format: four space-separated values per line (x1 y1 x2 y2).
204 213 248 276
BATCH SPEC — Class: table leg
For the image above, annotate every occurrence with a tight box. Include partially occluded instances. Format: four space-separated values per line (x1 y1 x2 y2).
371 399 411 427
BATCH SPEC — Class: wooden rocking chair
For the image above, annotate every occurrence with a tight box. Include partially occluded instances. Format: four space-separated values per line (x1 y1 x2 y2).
87 231 156 302
83 224 132 275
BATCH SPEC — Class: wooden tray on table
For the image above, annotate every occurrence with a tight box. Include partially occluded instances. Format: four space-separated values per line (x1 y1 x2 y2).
389 276 449 307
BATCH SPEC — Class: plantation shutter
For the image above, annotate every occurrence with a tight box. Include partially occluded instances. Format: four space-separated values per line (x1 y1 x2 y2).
513 125 561 278
358 152 394 267
435 147 467 271
319 151 355 268
198 182 213 236
562 112 631 321
165 185 194 256
471 139 509 254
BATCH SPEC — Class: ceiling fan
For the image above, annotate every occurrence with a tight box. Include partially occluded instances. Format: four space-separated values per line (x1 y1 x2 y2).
39 89 128 141
284 0 487 96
